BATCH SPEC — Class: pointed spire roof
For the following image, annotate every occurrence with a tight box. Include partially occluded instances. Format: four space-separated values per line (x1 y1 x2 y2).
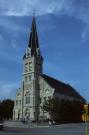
28 16 39 56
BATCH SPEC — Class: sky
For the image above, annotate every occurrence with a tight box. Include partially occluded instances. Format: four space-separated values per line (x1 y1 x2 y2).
0 0 89 102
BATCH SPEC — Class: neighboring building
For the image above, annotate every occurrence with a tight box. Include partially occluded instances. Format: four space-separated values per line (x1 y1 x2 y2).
13 17 85 121
82 104 89 122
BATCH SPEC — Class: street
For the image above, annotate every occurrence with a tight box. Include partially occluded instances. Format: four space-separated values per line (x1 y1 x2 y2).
0 123 89 135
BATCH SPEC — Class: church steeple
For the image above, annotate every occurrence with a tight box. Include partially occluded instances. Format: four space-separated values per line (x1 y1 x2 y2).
22 16 43 121
28 16 39 56
23 16 43 74
23 16 42 59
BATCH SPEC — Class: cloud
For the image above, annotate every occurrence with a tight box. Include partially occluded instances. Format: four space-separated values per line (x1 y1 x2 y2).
0 83 18 100
0 17 24 33
0 34 3 48
0 51 21 63
0 34 3 40
81 25 89 41
1 0 89 42
0 0 89 24
0 0 89 101
1 0 89 41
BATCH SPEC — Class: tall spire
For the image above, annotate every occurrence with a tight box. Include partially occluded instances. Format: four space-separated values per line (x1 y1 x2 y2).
28 16 39 56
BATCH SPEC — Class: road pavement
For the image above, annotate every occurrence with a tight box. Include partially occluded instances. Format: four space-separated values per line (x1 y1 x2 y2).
0 123 89 135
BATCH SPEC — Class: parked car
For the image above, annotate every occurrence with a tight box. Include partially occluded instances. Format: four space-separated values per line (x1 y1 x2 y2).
0 117 3 130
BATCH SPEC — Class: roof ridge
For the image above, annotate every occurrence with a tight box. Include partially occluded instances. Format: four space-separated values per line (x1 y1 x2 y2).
43 74 66 85
43 74 85 102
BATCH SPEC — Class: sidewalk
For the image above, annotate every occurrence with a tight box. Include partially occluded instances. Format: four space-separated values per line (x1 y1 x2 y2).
4 120 49 128
4 120 84 129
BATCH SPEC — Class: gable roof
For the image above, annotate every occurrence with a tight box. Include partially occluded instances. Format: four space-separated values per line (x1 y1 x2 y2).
43 74 85 102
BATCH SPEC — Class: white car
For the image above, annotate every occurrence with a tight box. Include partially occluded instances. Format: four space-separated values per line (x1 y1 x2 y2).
0 121 3 130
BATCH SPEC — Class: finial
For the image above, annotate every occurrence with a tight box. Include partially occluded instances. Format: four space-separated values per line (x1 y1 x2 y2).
33 8 35 17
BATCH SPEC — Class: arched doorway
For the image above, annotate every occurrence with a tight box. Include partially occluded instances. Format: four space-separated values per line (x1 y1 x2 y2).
25 108 30 121
18 109 20 120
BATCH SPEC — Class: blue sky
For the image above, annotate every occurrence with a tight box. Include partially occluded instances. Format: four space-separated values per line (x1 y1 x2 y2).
0 0 89 101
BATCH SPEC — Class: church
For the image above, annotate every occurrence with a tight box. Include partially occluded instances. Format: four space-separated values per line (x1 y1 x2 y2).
13 17 85 121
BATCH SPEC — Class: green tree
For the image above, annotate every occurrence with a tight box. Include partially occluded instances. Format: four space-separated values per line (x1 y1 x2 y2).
0 99 14 120
43 98 84 123
0 101 3 120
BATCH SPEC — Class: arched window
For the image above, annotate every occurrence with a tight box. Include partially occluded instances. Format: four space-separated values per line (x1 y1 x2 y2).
15 100 18 106
29 62 32 71
25 63 28 72
29 75 32 81
25 92 30 104
45 89 49 94
25 76 28 82
26 48 31 57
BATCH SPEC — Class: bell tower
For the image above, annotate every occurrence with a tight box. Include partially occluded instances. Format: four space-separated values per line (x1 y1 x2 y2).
23 16 43 121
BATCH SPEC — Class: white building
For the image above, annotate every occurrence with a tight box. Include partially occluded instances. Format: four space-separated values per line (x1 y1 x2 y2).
13 17 85 121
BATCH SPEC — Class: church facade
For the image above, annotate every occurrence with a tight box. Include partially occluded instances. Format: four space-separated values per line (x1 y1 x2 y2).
13 17 85 121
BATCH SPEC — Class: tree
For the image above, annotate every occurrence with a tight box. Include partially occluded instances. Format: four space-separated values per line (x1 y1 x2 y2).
0 99 14 120
43 97 62 121
0 101 3 120
43 97 84 123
